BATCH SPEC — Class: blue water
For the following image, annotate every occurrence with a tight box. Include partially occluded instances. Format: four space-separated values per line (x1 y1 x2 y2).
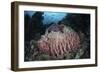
43 12 67 24
24 11 67 24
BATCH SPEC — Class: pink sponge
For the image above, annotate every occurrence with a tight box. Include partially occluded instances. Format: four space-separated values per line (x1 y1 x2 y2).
37 25 80 58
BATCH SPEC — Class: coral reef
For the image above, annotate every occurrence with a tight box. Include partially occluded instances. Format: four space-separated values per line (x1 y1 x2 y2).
24 12 90 61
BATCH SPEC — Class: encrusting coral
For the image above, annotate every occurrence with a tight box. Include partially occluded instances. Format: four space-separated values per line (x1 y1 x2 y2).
37 24 81 58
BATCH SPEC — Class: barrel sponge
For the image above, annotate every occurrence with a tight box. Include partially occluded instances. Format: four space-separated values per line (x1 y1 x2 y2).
37 24 80 58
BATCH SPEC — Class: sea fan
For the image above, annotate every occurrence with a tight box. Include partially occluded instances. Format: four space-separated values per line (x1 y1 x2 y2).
37 24 80 58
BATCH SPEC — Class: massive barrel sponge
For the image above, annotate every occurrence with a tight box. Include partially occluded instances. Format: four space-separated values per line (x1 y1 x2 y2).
37 24 80 57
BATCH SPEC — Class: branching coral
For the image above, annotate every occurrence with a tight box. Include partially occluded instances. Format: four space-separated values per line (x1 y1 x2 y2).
37 24 80 58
